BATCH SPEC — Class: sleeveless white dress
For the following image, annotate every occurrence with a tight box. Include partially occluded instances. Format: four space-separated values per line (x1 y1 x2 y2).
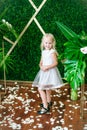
32 49 64 90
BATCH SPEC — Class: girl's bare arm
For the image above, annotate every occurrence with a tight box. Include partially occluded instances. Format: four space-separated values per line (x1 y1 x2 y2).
46 53 58 70
39 57 43 69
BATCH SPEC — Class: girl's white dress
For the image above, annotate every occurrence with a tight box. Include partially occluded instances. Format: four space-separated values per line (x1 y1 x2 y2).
32 49 64 90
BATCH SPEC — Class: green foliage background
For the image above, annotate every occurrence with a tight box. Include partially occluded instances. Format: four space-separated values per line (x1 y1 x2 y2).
0 0 87 81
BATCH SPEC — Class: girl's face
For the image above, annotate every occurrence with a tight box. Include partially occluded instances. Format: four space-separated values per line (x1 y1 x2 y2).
43 37 53 50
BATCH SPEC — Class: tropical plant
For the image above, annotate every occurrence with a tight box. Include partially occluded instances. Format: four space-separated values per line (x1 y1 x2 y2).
0 47 14 74
0 10 18 77
56 22 87 100
0 19 18 39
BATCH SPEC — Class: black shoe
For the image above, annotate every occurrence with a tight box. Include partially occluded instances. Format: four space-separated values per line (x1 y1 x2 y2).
48 102 53 107
40 102 53 108
40 103 43 107
37 106 49 114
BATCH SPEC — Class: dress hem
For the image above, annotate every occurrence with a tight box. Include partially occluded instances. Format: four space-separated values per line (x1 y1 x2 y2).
32 83 68 90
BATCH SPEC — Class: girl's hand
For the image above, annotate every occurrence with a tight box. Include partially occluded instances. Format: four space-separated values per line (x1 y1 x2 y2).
40 66 49 71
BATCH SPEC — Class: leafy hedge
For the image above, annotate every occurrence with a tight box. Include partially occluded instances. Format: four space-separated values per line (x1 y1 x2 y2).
0 0 87 81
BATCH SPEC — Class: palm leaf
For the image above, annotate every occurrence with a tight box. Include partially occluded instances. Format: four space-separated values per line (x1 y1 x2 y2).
56 21 87 91
0 47 14 73
64 59 85 89
56 21 80 42
0 7 9 20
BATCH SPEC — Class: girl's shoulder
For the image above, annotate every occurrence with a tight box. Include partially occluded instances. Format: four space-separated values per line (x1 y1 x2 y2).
42 49 58 55
50 49 57 54
41 50 45 52
42 50 46 55
50 49 59 56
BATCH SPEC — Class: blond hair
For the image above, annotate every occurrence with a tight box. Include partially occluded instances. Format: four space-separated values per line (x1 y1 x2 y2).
40 33 56 50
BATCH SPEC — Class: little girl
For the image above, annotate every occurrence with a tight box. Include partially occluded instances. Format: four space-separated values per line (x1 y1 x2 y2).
32 33 64 114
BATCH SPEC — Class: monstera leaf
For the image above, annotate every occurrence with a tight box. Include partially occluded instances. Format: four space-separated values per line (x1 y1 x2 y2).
56 22 87 91
64 60 86 90
56 21 80 42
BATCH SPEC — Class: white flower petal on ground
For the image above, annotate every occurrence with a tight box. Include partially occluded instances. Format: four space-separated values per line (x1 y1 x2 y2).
37 123 43 128
52 126 63 130
16 117 21 120
60 119 64 124
21 118 34 124
33 126 37 128
63 127 68 130
9 122 21 130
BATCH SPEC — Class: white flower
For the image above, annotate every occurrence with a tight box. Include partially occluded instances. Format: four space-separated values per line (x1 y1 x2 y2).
2 19 6 23
2 19 12 29
80 47 87 54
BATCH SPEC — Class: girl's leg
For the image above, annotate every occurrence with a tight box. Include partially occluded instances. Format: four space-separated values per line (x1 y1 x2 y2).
46 90 51 103
38 89 48 109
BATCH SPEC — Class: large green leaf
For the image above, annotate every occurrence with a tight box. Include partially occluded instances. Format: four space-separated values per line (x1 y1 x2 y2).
56 21 80 42
56 21 87 91
0 7 9 20
64 59 85 89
